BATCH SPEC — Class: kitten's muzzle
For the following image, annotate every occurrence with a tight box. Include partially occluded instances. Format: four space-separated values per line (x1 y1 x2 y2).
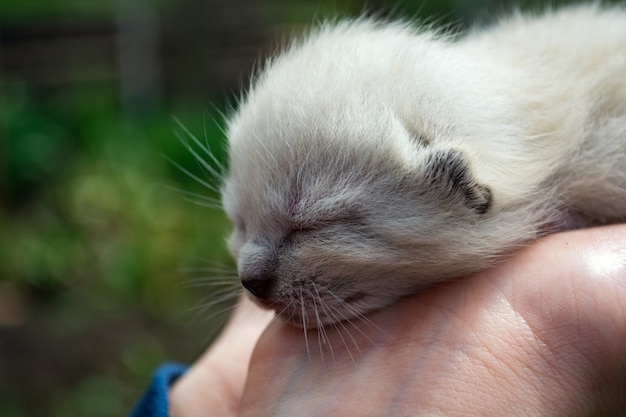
240 271 274 301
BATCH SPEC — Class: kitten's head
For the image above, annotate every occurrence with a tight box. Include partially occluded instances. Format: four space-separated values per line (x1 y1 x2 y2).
221 23 493 328
222 93 492 328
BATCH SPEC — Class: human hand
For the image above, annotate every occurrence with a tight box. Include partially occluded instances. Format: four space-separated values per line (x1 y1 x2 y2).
168 295 274 417
239 225 626 416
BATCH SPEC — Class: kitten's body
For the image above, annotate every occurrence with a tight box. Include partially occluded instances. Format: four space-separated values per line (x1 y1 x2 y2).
222 5 626 328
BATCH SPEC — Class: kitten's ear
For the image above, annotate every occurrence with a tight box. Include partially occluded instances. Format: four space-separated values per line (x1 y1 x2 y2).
425 149 492 214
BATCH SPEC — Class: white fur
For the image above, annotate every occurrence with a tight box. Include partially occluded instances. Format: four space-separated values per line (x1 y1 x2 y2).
222 4 626 328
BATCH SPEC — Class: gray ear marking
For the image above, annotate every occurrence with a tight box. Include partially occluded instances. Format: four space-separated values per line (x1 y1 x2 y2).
425 149 492 214
472 184 492 215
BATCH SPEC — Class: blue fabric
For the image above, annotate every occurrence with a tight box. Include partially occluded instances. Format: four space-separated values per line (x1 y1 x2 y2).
128 363 188 417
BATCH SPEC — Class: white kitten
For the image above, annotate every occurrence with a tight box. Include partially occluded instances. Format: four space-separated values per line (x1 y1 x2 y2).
221 4 626 328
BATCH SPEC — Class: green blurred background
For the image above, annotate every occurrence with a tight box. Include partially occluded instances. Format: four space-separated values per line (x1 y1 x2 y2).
0 0 616 415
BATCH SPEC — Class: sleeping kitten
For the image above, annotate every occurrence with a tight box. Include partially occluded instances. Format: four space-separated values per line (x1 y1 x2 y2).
221 4 626 328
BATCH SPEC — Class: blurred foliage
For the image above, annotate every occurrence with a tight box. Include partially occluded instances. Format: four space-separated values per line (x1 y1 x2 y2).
2 78 232 304
0 0 616 416
0 76 234 415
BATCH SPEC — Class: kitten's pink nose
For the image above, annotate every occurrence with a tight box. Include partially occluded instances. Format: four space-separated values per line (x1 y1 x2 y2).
240 272 274 300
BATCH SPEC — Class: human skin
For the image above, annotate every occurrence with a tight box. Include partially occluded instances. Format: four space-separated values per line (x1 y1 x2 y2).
170 225 626 417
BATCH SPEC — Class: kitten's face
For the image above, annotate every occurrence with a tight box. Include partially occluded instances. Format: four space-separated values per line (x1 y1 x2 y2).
222 101 491 328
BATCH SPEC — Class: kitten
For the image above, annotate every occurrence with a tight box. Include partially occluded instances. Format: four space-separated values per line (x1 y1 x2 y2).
221 4 626 328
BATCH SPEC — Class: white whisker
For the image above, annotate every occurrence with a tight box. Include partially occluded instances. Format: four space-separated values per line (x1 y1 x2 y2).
323 303 360 362
310 283 335 364
300 287 311 362
173 115 225 179
205 108 227 139
189 290 240 313
202 110 228 172
325 292 389 348
185 259 235 270
183 279 237 290
162 185 220 204
175 134 220 186
163 154 219 194
183 265 237 274
181 197 222 210
308 286 327 364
